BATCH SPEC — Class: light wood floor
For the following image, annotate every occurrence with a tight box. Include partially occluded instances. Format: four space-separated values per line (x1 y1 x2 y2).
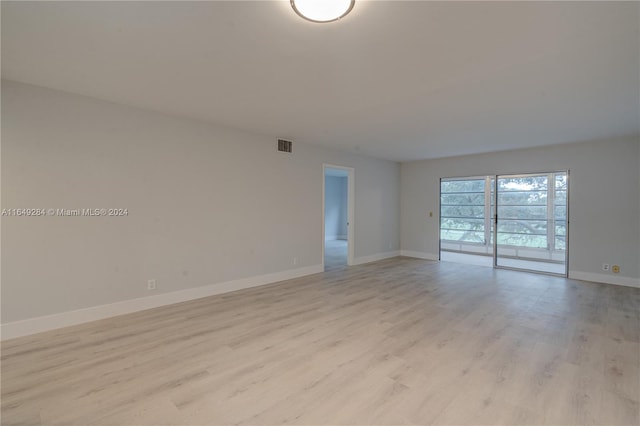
2 257 639 425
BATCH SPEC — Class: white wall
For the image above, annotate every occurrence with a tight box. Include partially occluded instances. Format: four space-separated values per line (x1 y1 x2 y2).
401 137 640 287
1 80 400 330
324 176 347 240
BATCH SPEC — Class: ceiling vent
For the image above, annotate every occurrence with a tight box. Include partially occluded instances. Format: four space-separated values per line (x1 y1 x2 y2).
278 139 293 153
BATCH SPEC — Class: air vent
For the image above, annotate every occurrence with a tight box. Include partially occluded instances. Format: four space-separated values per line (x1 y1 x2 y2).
278 139 293 153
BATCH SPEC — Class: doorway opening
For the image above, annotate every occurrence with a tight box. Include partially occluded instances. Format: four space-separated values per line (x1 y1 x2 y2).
439 171 568 276
323 165 354 271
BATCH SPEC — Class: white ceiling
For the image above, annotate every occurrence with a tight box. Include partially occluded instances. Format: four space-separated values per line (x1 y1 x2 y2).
2 1 639 162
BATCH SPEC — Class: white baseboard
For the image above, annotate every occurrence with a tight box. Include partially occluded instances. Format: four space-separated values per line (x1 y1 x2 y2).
568 271 640 289
1 264 323 341
351 250 400 266
400 250 439 261
6 262 635 340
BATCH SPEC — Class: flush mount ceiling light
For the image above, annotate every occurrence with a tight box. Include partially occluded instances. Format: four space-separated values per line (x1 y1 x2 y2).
291 0 355 23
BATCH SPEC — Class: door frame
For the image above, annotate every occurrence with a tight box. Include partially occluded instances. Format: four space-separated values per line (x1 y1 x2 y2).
322 164 355 269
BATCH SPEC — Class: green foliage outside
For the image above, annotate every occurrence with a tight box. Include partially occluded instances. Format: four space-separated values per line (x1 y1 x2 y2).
440 175 567 250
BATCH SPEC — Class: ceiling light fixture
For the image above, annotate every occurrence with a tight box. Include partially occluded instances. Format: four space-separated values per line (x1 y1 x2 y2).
291 0 355 23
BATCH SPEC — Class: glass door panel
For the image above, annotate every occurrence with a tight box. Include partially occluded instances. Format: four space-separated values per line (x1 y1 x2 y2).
440 178 488 249
494 173 568 276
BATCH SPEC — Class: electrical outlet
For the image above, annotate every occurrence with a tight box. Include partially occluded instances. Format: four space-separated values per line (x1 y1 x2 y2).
147 279 156 290
602 264 610 272
612 265 620 273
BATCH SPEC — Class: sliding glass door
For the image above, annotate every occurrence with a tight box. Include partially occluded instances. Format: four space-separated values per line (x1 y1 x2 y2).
440 171 568 276
494 173 567 275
